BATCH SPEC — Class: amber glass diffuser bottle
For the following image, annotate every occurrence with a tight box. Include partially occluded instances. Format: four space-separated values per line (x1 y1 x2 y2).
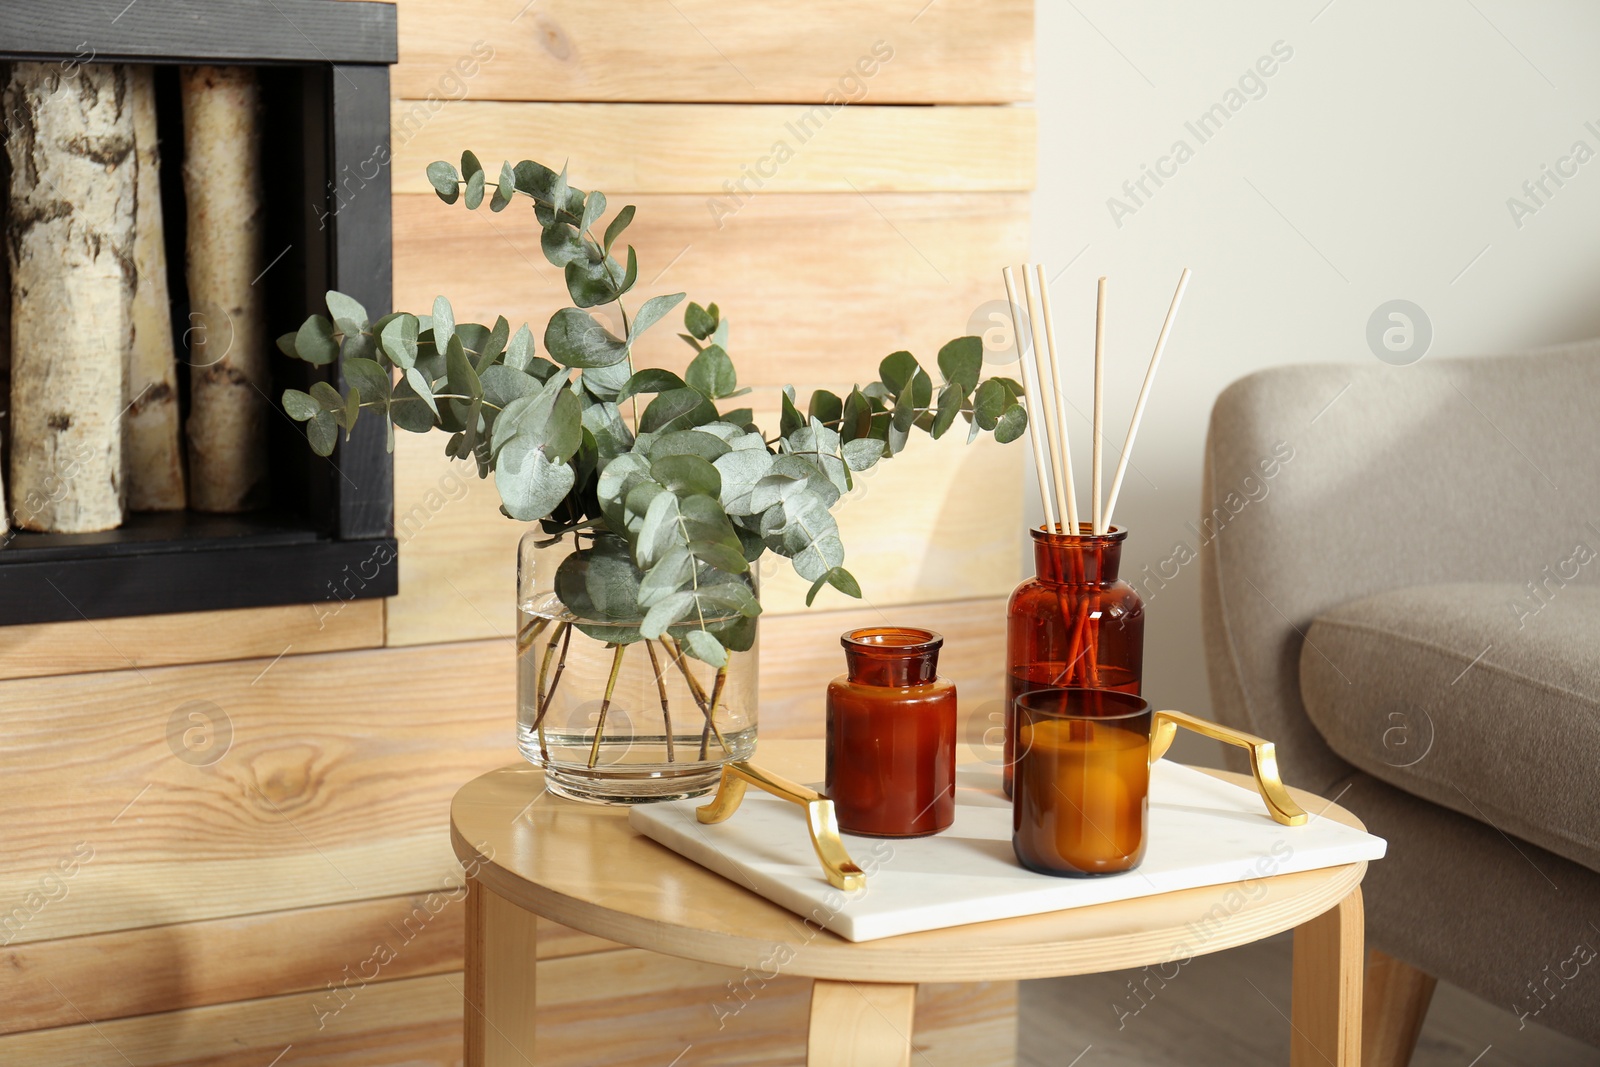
826 627 957 838
1013 687 1152 876
1004 524 1143 796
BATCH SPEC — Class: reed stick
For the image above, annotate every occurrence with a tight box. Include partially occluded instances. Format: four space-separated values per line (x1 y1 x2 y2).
1002 266 1057 533
1091 277 1108 534
1032 263 1080 535
1103 268 1191 532
1021 266 1071 529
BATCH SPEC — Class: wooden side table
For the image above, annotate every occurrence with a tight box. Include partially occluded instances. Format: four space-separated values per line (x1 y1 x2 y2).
452 740 1367 1066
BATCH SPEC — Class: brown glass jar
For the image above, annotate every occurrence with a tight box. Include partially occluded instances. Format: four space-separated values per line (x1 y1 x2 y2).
825 627 957 838
1004 525 1144 797
1013 688 1152 876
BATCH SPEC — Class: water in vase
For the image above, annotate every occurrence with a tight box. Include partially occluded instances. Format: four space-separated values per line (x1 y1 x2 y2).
516 593 758 804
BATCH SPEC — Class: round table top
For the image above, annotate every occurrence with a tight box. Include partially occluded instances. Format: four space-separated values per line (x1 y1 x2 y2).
451 740 1367 983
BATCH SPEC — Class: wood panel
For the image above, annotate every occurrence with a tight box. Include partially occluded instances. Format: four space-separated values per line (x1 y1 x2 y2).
0 892 463 1036
392 190 1030 387
0 972 466 1067
0 639 516 946
386 440 510 646
393 103 1033 195
387 407 1022 645
0 960 1016 1066
0 600 384 682
759 596 1009 739
387 0 1033 104
0 889 620 1036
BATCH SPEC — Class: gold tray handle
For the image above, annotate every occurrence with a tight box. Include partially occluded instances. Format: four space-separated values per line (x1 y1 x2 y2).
1151 709 1307 827
696 761 867 892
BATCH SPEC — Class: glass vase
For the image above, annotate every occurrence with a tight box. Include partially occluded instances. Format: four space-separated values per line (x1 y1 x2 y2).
516 529 758 804
1004 524 1144 797
825 627 957 838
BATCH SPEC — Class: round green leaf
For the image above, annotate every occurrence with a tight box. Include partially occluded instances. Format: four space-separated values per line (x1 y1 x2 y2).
293 315 339 366
504 323 536 372
972 378 1007 431
649 429 730 463
380 314 419 370
544 307 629 368
684 301 716 341
937 336 983 392
685 344 737 399
325 290 369 337
651 454 721 498
617 368 687 404
426 160 460 203
680 629 728 668
283 388 318 422
495 438 576 521
343 358 391 405
994 403 1028 444
463 169 486 210
306 410 338 456
640 388 718 433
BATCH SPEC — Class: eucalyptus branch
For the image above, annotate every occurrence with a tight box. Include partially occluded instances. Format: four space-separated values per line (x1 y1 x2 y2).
279 151 1027 674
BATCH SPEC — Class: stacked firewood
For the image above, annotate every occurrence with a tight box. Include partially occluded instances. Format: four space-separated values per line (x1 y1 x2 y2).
1 61 269 534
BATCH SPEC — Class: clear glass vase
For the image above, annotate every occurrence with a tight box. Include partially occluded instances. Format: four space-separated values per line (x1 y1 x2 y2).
516 529 758 804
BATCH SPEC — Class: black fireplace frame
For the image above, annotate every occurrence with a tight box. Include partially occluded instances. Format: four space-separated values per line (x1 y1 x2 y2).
0 0 398 626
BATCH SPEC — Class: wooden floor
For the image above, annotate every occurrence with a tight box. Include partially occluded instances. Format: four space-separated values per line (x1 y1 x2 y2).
1017 932 1600 1067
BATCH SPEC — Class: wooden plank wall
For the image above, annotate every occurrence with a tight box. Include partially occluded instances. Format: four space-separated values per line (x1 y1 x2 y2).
0 1 1033 1062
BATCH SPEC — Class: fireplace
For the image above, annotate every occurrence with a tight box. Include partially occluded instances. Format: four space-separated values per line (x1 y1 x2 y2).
0 0 397 624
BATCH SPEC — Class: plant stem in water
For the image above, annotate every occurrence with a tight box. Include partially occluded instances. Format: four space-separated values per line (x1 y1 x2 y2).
516 616 549 658
699 666 729 760
588 642 627 769
661 635 711 715
663 636 730 757
646 639 675 763
532 621 573 761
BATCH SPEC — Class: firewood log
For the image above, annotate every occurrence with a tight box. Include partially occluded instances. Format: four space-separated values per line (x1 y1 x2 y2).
181 65 267 513
125 65 185 511
5 62 135 533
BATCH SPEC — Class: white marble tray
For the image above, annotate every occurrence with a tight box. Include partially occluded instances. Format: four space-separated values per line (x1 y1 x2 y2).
628 761 1386 942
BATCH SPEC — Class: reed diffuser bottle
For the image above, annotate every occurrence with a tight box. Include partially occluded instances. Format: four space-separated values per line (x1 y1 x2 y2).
997 261 1187 796
1004 524 1144 796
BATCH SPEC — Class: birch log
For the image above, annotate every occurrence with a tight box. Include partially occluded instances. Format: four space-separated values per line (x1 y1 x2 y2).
125 65 185 510
5 63 135 533
181 65 267 512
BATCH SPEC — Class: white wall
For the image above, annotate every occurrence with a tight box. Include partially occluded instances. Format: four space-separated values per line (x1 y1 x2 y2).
1028 0 1600 722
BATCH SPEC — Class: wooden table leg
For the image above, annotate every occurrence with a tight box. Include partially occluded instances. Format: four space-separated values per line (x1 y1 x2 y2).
806 979 918 1067
1363 950 1437 1067
464 877 539 1067
1291 887 1363 1067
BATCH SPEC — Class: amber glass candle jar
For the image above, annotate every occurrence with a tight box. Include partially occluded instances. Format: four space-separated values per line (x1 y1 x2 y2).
825 627 957 838
1013 688 1152 876
1004 525 1143 796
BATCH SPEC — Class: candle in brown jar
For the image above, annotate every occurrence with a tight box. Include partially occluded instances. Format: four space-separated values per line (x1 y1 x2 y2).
825 627 957 838
1012 688 1152 876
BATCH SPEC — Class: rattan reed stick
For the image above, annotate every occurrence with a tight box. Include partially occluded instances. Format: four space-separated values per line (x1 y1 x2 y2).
1002 266 1057 534
1103 268 1191 532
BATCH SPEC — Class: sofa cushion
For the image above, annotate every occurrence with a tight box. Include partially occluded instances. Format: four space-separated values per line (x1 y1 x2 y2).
1301 582 1600 875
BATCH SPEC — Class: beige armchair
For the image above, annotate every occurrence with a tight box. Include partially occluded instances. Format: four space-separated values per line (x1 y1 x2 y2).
1200 339 1600 1064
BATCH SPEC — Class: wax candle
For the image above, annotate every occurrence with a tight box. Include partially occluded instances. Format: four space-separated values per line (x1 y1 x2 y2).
1013 688 1151 876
